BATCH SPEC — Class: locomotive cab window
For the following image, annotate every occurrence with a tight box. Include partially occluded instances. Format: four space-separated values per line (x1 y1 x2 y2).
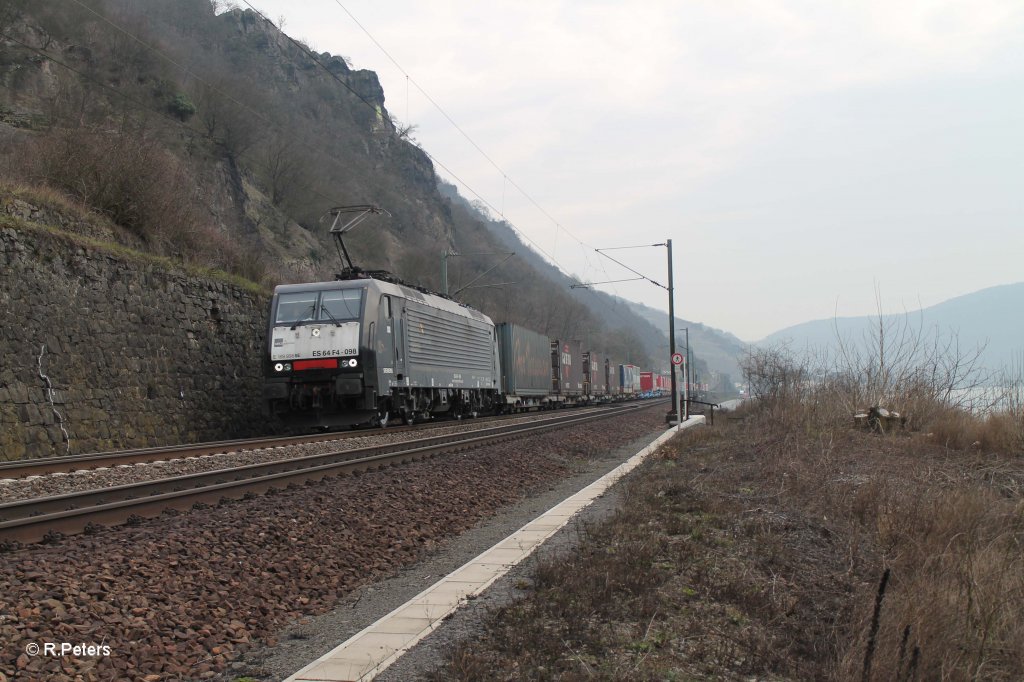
319 289 362 321
275 289 364 325
275 292 317 324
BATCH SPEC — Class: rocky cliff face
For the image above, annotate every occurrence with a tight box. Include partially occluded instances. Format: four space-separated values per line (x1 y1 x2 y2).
0 2 454 284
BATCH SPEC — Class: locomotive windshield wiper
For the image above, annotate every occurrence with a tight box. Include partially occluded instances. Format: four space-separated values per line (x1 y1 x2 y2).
318 304 344 328
290 304 316 330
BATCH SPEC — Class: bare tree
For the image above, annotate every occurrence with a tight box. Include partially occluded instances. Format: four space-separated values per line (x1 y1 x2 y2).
258 133 306 206
390 116 418 142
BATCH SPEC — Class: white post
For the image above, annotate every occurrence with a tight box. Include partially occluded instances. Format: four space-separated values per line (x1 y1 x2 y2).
675 373 682 430
683 357 689 422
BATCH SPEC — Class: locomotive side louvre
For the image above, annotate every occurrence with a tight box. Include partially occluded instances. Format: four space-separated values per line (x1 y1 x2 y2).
369 283 500 419
401 302 498 385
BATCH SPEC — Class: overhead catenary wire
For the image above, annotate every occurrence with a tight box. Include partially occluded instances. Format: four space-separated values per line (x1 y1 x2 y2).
26 2 656 337
52 0 586 286
325 1 609 270
237 0 576 277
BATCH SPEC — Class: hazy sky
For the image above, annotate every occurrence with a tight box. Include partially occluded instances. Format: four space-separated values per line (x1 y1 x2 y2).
251 0 1023 341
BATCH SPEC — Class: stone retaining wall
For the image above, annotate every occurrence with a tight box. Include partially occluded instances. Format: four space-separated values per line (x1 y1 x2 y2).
0 221 269 459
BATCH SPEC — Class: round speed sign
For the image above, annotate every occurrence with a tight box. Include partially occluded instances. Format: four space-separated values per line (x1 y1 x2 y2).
671 353 684 366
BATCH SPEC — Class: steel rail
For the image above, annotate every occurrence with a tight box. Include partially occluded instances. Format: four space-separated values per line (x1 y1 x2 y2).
0 403 621 479
0 401 664 545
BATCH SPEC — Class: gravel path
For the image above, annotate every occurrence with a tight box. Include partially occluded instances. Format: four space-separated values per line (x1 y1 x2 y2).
0 407 666 681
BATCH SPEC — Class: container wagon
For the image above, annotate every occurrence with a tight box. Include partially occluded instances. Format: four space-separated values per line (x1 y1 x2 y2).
496 322 553 412
583 351 610 402
551 339 585 404
618 363 640 397
640 371 655 393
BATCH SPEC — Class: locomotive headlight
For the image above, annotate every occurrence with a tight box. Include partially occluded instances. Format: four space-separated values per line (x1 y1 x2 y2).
284 363 292 372
274 363 284 372
349 358 358 368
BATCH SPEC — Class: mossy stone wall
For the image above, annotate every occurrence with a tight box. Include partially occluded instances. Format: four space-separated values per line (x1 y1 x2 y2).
0 223 269 460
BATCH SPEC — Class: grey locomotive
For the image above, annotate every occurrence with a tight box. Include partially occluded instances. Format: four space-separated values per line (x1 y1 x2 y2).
264 277 500 429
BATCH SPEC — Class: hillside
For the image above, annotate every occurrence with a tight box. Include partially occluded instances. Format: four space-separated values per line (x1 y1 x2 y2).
0 0 699 370
760 282 1024 377
632 303 746 391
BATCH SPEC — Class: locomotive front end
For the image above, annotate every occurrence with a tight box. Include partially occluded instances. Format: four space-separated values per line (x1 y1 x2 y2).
263 282 375 429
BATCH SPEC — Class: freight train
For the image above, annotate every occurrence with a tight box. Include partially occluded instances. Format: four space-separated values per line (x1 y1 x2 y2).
263 272 651 430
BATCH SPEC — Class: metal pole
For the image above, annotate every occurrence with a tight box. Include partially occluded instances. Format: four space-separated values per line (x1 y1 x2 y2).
441 251 450 295
667 239 680 428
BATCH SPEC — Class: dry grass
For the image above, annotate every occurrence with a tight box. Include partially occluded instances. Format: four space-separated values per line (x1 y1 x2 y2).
435 410 1024 681
924 407 1024 453
0 212 268 296
2 128 275 286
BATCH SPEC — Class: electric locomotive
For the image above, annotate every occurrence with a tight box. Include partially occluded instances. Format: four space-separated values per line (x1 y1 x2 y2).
264 274 501 429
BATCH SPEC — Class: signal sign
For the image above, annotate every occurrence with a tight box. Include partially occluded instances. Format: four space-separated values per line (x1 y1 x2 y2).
671 353 684 366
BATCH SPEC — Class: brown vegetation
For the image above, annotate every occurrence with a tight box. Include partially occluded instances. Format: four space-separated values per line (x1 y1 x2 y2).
436 328 1023 680
437 411 1023 681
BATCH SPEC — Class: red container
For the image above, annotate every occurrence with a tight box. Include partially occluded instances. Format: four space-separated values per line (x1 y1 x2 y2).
640 371 655 392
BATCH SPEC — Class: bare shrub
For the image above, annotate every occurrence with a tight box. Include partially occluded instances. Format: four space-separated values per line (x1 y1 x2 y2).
831 307 993 427
14 126 271 284
24 127 203 245
993 353 1024 452
193 225 271 285
743 299 1012 445
740 344 837 432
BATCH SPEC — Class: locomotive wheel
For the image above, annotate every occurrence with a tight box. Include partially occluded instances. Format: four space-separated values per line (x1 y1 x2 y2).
378 411 390 428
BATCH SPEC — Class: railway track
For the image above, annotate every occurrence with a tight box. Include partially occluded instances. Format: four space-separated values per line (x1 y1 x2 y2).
0 401 664 546
0 403 627 480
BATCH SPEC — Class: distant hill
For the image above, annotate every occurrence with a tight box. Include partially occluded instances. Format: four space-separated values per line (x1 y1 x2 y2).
632 304 747 386
759 282 1024 377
